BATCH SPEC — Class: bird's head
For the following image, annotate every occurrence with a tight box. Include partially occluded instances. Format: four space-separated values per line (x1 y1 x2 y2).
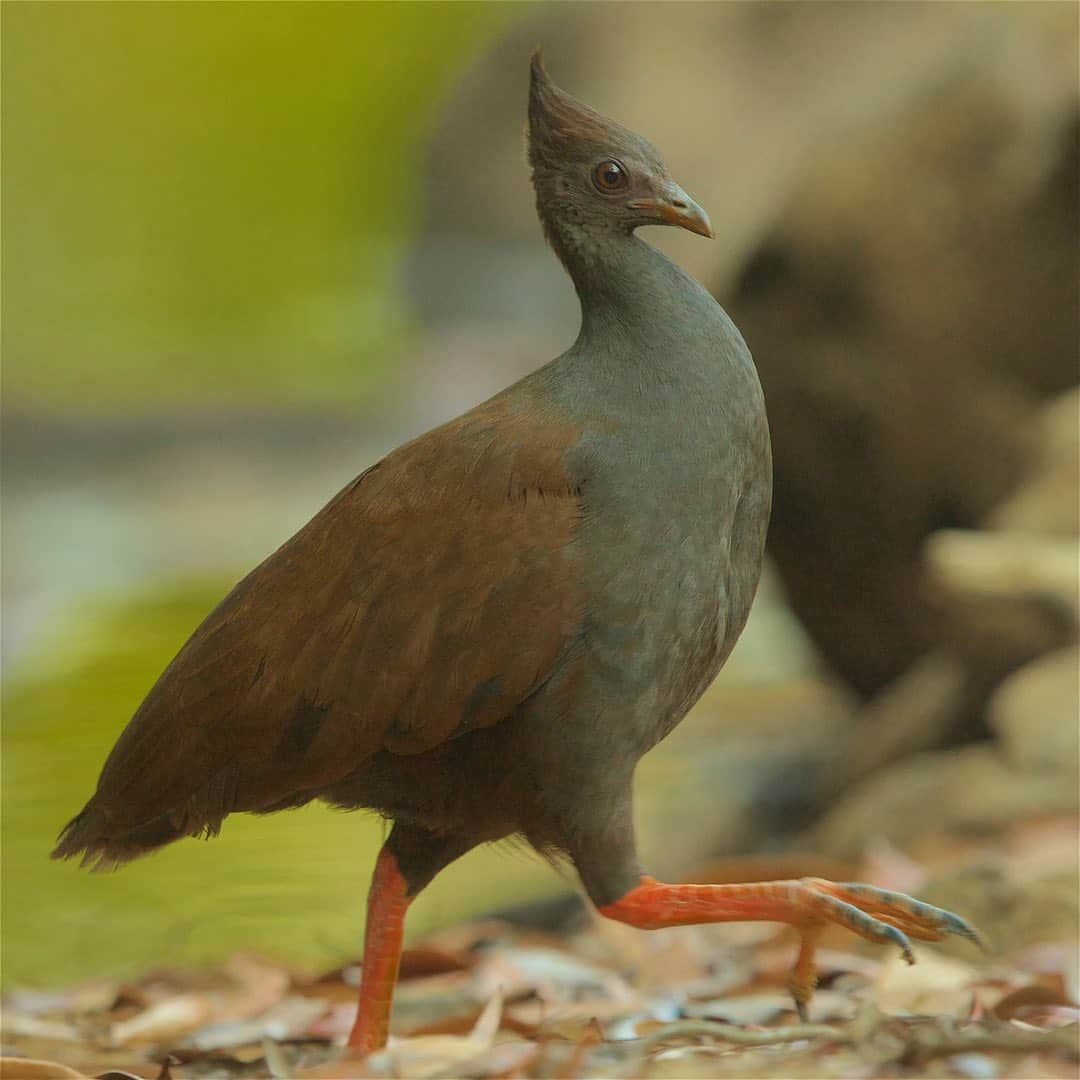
527 50 712 246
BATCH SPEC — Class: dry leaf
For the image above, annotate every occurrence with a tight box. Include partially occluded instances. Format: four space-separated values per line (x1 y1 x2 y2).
0 1017 81 1044
398 947 477 979
0 1060 88 1079
993 983 1075 1021
183 996 328 1051
876 950 981 1016
108 995 216 1048
1010 1004 1080 1029
302 992 505 1080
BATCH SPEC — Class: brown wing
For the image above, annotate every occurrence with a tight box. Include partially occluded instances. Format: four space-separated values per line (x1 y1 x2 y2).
60 389 585 861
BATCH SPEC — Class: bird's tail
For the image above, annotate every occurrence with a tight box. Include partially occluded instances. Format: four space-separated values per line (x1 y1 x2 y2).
51 801 188 872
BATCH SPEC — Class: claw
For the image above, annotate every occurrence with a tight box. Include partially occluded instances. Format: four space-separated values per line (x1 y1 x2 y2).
881 924 916 965
834 881 986 952
942 913 988 951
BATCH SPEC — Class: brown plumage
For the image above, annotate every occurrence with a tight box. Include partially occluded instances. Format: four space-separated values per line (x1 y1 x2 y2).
54 388 584 868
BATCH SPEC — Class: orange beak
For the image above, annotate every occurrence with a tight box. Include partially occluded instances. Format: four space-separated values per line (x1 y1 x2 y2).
629 185 713 239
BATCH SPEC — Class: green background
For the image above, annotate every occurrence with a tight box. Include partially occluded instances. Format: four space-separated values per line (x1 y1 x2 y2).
2 2 553 988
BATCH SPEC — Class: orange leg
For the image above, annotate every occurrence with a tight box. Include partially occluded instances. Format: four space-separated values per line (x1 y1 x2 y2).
347 845 411 1053
599 876 982 1018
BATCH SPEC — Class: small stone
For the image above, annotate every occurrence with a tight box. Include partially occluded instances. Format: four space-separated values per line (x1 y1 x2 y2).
990 646 1080 779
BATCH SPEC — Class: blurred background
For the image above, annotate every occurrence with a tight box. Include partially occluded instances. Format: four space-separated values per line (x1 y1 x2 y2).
3 2 1077 991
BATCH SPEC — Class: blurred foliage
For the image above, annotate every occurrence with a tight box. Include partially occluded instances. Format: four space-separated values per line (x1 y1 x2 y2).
1 4 551 986
1 2 515 412
1 578 558 987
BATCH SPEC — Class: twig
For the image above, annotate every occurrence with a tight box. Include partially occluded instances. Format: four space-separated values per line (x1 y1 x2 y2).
638 1017 842 1053
897 1020 1080 1066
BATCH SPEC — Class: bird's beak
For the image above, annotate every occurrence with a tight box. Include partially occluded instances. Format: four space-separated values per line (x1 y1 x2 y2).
629 184 713 239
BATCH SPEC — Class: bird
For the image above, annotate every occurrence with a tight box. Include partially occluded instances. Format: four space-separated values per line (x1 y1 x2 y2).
54 53 980 1053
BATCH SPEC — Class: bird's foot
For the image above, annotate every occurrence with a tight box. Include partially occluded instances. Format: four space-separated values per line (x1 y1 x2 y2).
782 878 984 1018
598 875 984 1020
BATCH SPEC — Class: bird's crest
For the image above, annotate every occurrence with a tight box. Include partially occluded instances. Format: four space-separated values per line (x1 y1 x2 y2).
528 48 623 172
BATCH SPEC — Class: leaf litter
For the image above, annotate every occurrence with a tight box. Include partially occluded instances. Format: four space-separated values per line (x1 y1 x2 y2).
2 819 1077 1079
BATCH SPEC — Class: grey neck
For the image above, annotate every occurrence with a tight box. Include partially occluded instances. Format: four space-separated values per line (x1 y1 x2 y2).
551 224 709 356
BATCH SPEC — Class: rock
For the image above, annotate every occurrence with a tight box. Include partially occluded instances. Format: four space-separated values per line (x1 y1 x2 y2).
813 746 1077 860
812 647 1078 865
990 387 1080 537
925 531 1079 615
989 646 1080 777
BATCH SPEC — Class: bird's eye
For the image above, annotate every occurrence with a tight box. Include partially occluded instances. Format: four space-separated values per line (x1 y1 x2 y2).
593 160 629 193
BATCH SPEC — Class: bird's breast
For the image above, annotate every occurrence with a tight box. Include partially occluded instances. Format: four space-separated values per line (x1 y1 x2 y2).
555 341 771 753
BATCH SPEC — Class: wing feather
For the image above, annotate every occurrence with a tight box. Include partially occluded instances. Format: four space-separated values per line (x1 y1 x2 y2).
66 390 586 855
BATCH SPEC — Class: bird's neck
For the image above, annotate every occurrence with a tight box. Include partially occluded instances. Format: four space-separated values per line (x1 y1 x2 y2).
551 225 710 353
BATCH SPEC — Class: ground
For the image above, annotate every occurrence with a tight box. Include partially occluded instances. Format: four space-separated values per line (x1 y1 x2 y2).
3 818 1077 1080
